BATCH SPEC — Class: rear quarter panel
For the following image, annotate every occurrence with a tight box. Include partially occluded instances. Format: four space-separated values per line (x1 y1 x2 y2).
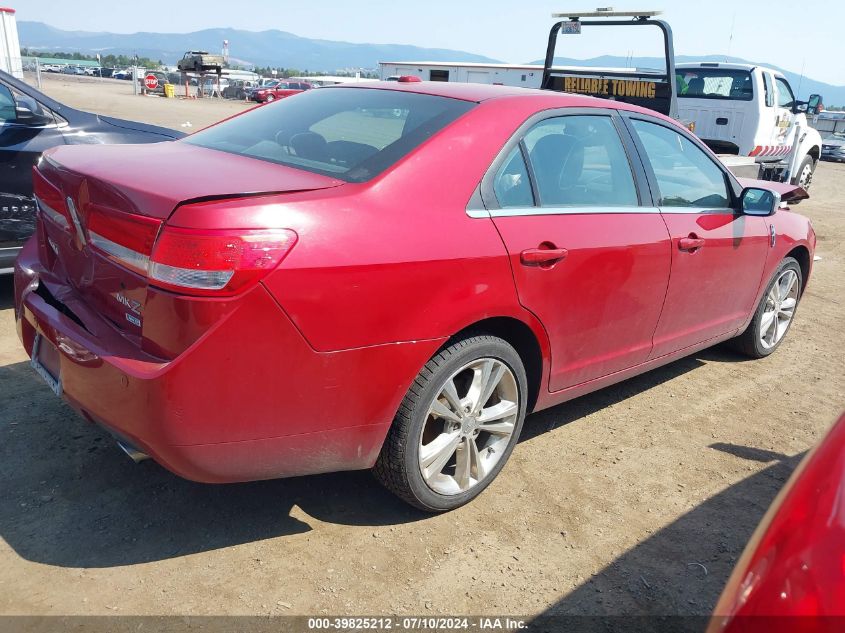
199 98 556 353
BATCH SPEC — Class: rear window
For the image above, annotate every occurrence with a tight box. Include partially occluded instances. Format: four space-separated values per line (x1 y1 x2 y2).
183 88 475 182
677 69 753 101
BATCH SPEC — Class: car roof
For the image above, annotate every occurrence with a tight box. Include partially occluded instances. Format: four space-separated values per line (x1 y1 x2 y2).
330 80 546 102
326 80 671 119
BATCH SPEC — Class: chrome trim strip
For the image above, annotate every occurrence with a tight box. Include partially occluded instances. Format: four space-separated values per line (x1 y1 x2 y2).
88 230 150 272
486 205 660 218
658 207 738 215
34 194 69 229
65 197 86 247
0 267 14 275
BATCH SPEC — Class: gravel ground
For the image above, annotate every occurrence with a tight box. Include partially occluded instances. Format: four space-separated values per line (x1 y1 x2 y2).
0 75 843 618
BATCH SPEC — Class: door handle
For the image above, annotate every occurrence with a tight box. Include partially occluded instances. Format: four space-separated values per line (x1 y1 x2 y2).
678 235 705 252
520 247 568 266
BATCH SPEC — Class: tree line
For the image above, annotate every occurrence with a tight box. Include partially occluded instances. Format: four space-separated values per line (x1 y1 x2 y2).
21 48 163 69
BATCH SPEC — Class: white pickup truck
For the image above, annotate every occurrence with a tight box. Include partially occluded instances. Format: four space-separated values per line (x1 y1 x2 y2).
676 62 823 191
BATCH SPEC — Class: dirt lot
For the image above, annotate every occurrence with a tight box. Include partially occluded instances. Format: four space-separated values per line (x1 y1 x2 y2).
1 76 844 619
24 72 254 131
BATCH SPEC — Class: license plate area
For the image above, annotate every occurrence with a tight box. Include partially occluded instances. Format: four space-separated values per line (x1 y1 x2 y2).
31 334 62 397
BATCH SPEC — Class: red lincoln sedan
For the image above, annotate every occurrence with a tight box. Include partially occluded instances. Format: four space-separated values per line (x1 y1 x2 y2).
14 82 815 511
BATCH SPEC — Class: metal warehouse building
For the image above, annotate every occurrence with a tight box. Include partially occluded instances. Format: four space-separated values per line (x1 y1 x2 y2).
378 61 544 87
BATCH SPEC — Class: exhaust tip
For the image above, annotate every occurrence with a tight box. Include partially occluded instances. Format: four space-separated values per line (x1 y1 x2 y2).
116 440 150 463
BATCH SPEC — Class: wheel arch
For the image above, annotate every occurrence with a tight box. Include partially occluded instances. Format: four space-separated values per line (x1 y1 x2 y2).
442 316 546 414
807 145 820 163
785 244 811 294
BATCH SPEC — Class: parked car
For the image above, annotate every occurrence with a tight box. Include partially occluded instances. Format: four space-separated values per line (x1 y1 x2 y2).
99 68 115 79
244 79 277 100
112 69 133 80
0 69 183 273
198 76 228 95
821 131 845 163
251 81 312 102
14 82 815 511
176 51 224 74
83 67 101 76
61 66 86 76
708 412 845 631
222 79 256 100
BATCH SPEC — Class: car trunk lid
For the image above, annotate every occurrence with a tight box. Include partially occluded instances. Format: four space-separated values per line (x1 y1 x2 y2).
34 142 343 349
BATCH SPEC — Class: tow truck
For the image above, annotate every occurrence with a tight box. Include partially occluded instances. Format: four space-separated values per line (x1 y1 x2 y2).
542 9 824 190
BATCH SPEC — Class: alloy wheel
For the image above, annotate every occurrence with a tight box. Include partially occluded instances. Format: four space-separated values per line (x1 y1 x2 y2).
799 163 813 189
759 269 799 349
418 358 519 495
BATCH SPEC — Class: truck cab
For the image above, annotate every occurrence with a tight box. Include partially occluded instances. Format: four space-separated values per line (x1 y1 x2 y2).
677 62 822 189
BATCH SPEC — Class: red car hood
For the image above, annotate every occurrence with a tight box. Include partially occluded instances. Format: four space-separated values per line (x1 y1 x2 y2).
41 141 344 219
736 178 809 204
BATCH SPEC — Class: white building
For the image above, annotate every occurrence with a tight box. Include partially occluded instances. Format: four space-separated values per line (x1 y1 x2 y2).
288 75 367 86
378 61 543 88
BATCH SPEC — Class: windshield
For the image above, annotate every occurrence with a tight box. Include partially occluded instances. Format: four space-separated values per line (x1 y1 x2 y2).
184 87 475 182
677 69 753 101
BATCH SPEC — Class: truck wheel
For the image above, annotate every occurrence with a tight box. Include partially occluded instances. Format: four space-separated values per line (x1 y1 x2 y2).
373 335 527 512
792 155 816 191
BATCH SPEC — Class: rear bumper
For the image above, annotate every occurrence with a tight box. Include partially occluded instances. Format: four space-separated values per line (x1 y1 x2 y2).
14 238 443 483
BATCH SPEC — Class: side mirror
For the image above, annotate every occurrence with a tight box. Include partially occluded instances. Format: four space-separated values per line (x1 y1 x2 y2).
14 104 53 126
807 94 822 116
741 187 781 217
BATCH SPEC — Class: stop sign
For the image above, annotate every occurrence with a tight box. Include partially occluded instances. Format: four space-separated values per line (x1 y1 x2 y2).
144 74 158 90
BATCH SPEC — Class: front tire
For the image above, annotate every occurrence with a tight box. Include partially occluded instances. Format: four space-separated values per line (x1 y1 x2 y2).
792 154 816 191
373 335 527 512
731 257 802 358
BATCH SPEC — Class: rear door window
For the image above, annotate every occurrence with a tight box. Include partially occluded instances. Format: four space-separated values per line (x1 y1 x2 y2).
522 115 638 207
493 146 534 208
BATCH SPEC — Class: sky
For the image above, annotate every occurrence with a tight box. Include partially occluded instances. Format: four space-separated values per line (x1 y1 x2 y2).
14 0 844 85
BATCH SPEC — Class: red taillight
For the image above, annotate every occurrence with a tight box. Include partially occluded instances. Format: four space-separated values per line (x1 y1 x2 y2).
86 210 297 295
87 208 162 274
148 227 297 295
32 167 71 229
397 75 422 83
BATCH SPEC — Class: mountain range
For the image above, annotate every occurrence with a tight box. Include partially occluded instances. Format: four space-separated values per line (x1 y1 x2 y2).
18 21 499 71
18 21 845 104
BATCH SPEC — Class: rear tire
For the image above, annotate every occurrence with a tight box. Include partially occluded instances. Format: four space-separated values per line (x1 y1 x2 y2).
373 335 527 512
731 257 802 358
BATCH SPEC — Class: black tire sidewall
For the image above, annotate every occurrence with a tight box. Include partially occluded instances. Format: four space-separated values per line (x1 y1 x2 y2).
745 257 802 357
792 155 815 190
403 338 528 512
